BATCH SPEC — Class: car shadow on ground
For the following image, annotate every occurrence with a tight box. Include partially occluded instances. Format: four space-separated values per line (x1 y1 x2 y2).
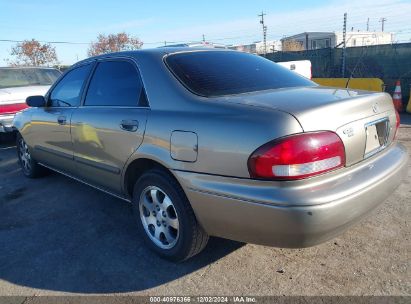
0 142 244 293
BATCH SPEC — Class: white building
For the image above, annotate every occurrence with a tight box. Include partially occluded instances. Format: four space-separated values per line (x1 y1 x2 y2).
229 40 282 54
281 31 394 50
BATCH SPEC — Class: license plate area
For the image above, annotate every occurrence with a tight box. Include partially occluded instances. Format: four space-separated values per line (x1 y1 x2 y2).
364 117 389 158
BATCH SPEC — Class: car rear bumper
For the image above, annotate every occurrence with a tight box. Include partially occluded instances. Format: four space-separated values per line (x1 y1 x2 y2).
0 114 15 132
174 142 408 247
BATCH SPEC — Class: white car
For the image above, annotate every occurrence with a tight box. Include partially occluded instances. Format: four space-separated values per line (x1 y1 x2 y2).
276 60 312 79
0 67 61 132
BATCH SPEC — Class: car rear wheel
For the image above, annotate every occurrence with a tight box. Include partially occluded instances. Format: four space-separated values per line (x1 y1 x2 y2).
132 168 209 262
16 133 47 178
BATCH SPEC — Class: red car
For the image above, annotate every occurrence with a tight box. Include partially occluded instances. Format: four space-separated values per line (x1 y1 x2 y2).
0 67 61 132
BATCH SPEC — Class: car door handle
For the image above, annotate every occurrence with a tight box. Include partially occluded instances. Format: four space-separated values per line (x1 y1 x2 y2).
120 120 139 132
57 116 67 125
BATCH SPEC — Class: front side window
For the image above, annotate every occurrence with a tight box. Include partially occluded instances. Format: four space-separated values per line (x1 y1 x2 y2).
84 60 144 107
49 64 92 107
166 51 315 97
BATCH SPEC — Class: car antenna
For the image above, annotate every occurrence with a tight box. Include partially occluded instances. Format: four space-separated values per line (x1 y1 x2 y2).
345 46 367 88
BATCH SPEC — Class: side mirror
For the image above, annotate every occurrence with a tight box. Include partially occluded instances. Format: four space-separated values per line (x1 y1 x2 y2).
26 95 46 107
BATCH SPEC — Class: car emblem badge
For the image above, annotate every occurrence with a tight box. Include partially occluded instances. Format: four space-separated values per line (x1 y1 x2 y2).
343 127 354 137
372 103 379 113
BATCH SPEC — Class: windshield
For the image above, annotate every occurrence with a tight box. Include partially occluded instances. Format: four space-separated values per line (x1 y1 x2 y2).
165 51 315 97
0 68 61 89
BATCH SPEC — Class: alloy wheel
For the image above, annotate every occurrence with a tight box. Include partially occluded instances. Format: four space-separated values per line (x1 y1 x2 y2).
139 186 180 249
19 138 31 173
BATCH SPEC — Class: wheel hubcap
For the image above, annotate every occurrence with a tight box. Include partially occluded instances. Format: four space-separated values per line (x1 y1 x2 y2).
19 138 31 172
139 186 179 249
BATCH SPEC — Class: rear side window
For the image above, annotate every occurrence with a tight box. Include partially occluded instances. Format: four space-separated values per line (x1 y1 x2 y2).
165 51 315 97
49 64 91 107
84 60 145 107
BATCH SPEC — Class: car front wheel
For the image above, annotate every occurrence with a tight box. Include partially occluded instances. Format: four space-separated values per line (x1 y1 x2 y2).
132 168 209 262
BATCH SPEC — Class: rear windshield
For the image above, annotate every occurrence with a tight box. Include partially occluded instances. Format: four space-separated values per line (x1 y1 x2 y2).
0 68 61 89
165 51 315 97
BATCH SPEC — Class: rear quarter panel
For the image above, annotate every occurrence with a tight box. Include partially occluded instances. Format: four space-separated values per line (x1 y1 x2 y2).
127 102 303 178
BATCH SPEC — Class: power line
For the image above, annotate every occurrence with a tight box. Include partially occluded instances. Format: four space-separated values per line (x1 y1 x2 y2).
2 27 410 49
0 39 89 45
1 13 408 46
0 38 189 46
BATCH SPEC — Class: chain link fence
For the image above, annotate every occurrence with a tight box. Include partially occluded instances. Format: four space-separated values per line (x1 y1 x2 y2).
266 42 411 106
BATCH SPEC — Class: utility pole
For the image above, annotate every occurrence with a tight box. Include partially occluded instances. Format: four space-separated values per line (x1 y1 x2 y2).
258 11 267 55
341 12 347 78
366 18 369 31
379 17 387 31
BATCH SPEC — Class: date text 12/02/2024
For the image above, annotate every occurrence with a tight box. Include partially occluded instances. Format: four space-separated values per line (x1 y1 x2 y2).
149 296 257 303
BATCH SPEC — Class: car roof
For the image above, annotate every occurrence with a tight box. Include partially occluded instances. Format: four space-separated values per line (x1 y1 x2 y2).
73 47 236 67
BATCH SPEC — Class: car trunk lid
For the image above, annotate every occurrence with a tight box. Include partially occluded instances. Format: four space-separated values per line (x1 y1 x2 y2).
0 85 50 116
214 86 397 166
0 85 50 103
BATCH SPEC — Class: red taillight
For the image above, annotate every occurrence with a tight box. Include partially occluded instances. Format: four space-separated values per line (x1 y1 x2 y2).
0 103 28 115
248 131 346 180
394 110 400 139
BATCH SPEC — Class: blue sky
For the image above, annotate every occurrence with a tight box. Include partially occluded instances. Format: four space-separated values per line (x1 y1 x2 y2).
1 0 410 65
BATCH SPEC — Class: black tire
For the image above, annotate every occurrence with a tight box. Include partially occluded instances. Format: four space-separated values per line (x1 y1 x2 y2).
16 133 48 178
132 168 209 262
